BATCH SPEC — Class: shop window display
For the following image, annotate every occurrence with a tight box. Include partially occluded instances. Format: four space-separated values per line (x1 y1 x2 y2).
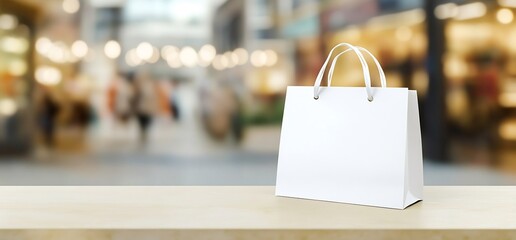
0 6 33 154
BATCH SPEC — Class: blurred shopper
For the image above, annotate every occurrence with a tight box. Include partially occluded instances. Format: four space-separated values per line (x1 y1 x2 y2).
472 50 502 144
108 72 135 124
475 57 500 126
200 86 243 142
70 100 92 129
36 87 60 148
168 79 180 121
230 90 244 143
132 71 159 144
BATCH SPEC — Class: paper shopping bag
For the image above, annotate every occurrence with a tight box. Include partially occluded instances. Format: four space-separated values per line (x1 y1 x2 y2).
275 43 423 209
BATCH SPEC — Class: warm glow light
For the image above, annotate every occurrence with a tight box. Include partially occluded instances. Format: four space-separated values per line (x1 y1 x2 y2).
499 92 516 107
0 14 18 30
499 121 516 140
212 54 227 70
223 51 237 68
455 2 486 20
395 26 413 41
47 42 67 63
220 55 229 68
266 71 289 93
264 49 278 67
161 45 179 60
0 98 17 116
198 45 216 67
147 47 160 63
35 66 62 86
136 42 154 61
434 3 458 19
497 8 514 24
1 37 29 54
104 40 121 59
71 40 88 58
444 56 468 79
199 44 216 63
163 46 182 67
231 52 239 66
8 59 27 76
179 46 198 67
36 37 52 55
250 50 267 67
62 0 80 14
125 49 143 67
233 48 248 65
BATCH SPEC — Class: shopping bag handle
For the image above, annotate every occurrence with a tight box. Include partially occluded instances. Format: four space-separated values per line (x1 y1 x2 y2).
327 46 387 98
313 43 371 100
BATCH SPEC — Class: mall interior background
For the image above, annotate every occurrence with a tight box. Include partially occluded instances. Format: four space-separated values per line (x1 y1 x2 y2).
1 0 516 185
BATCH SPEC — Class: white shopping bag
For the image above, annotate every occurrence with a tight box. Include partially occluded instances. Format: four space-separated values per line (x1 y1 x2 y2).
275 43 423 209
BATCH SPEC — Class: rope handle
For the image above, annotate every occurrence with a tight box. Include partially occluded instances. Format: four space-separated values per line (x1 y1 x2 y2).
327 46 387 102
313 43 387 101
313 43 370 100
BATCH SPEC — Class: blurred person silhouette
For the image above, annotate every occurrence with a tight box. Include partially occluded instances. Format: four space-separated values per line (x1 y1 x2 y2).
70 100 92 130
200 85 243 143
472 49 502 145
168 79 180 121
132 71 159 144
35 86 60 148
475 52 500 122
108 72 135 124
228 89 244 143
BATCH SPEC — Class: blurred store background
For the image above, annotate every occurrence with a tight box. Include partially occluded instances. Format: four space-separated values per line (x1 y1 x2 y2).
0 0 516 185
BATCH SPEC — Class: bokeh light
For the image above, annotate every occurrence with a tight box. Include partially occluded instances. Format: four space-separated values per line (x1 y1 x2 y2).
8 59 27 76
125 49 143 67
136 42 154 61
71 40 88 58
233 48 248 65
264 49 278 67
35 66 62 86
497 8 514 24
0 98 17 116
199 44 216 63
0 14 18 30
250 50 267 67
104 40 121 59
62 0 80 14
179 46 198 67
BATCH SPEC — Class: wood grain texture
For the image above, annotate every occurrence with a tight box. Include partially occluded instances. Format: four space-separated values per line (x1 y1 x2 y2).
2 230 516 240
0 186 515 230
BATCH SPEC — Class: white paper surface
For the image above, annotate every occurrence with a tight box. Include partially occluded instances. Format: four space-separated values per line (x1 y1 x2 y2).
403 90 424 207
276 86 422 209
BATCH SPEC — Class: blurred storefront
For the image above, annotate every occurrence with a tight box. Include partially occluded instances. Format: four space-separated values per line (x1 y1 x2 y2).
0 0 515 175
210 0 293 140
279 0 438 157
438 0 516 167
319 0 434 157
0 0 38 154
277 0 516 167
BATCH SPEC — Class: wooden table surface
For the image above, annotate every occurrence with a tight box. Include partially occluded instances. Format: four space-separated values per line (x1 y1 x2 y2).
0 186 515 230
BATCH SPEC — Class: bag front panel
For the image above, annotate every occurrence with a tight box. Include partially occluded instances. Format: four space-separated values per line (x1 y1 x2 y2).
276 86 409 209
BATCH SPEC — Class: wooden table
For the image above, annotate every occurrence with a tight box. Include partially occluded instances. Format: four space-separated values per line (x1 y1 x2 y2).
0 186 515 239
